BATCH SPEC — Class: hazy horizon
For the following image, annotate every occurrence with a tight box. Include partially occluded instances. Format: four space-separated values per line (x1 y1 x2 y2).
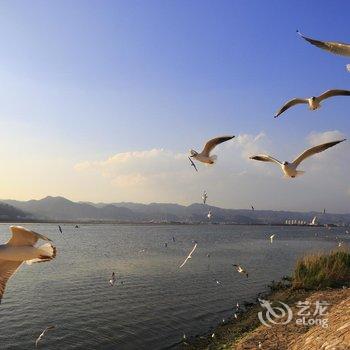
2 194 350 215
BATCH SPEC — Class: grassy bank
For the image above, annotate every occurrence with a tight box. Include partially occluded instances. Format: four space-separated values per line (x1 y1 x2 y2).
187 248 350 349
293 249 350 289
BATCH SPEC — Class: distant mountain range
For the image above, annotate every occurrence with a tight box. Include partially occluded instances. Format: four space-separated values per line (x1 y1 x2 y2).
1 196 350 225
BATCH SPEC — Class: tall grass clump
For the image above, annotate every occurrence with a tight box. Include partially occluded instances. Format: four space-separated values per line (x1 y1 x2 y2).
293 249 350 290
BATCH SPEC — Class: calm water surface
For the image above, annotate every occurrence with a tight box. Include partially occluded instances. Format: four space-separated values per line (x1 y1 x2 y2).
0 223 348 349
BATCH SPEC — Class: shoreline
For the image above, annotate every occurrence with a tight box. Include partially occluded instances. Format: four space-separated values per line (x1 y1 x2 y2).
185 284 350 349
0 220 338 227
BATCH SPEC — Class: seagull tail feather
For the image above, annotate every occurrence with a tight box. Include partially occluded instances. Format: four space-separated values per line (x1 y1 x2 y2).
26 243 57 265
295 170 305 177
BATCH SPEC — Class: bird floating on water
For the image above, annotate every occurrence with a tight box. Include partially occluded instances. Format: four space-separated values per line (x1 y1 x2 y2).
202 190 208 204
179 243 197 268
190 136 235 165
35 325 56 348
233 264 249 278
0 226 56 303
250 139 346 178
274 89 350 118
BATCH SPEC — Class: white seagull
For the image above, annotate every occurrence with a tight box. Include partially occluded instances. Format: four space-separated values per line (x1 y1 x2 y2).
297 30 350 71
109 272 116 286
0 226 56 303
250 139 346 178
270 234 276 243
207 210 212 220
202 190 208 204
233 264 249 278
274 89 350 118
190 136 235 165
179 243 197 268
35 326 56 348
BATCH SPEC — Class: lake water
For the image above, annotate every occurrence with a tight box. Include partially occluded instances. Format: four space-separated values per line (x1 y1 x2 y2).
0 223 348 349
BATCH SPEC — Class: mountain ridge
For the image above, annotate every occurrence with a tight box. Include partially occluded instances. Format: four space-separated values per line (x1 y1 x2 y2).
1 196 349 225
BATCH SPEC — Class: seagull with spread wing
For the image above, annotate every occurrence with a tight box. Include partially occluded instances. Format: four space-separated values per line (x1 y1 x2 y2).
250 139 346 178
109 272 116 286
233 264 249 278
0 226 56 303
35 326 56 348
190 136 235 165
202 190 208 204
179 243 197 268
188 156 198 172
274 89 350 118
297 30 350 71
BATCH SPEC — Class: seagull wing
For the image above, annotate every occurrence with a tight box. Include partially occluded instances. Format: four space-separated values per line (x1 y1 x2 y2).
274 98 308 118
249 155 282 165
201 136 235 156
292 139 346 167
297 30 350 57
7 226 52 246
0 260 23 303
318 89 350 102
188 157 198 172
179 243 197 268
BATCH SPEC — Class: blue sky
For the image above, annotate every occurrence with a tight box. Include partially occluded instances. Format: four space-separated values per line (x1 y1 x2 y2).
0 1 349 212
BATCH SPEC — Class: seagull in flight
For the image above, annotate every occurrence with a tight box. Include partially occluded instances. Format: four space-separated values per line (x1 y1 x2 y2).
188 156 198 172
297 30 350 56
251 205 255 211
250 139 346 178
202 190 208 204
274 89 350 118
58 225 62 234
233 264 249 278
35 325 56 348
109 272 116 286
297 30 350 71
270 234 276 243
189 136 235 165
179 243 197 268
0 226 56 303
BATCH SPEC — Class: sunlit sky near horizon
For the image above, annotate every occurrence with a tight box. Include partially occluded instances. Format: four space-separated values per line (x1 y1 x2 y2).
0 1 350 213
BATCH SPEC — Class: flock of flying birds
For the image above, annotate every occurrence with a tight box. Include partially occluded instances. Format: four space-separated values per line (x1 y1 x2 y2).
0 30 349 348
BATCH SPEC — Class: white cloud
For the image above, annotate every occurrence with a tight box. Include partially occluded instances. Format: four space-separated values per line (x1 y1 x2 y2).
73 131 350 212
307 130 345 146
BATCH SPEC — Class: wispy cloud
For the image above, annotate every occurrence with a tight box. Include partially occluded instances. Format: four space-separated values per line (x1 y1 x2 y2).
73 131 350 211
